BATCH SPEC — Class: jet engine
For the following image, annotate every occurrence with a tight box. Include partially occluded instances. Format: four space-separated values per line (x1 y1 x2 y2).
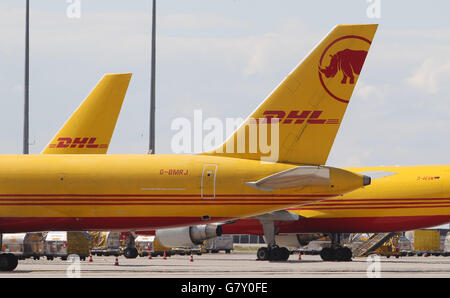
156 224 223 248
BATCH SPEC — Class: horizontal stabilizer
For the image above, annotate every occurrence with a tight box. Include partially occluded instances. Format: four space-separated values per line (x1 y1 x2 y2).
245 166 330 191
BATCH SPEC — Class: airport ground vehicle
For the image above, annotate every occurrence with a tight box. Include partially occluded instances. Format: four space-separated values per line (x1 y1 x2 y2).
1 233 44 260
43 232 91 261
134 235 174 257
396 235 413 255
300 239 330 255
204 235 233 254
373 234 411 258
90 232 121 257
444 232 450 256
405 230 443 256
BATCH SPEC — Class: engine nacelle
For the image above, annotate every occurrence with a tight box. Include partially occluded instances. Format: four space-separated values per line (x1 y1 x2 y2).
156 225 223 248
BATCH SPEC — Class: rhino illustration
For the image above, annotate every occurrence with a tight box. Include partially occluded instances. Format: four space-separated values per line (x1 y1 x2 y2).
319 49 368 84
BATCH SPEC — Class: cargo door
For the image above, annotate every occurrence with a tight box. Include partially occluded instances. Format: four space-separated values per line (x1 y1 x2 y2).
202 164 217 199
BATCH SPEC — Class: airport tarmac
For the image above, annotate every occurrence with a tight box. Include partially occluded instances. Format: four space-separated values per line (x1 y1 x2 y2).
1 252 449 278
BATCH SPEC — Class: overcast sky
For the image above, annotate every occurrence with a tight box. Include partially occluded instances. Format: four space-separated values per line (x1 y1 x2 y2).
1 0 450 168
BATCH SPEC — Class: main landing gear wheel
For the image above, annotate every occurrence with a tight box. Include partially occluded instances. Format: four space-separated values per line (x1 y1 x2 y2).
0 254 18 271
257 247 270 261
123 247 139 259
257 246 290 261
277 247 290 261
320 247 352 262
124 232 138 259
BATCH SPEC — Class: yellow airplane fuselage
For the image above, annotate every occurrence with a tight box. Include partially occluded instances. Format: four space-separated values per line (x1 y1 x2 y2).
293 165 450 230
0 154 366 233
221 165 450 235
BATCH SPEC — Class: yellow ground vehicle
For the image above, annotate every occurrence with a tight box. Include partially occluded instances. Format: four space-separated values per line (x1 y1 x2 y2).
134 235 173 257
374 234 405 258
44 232 91 261
90 232 121 257
405 230 442 256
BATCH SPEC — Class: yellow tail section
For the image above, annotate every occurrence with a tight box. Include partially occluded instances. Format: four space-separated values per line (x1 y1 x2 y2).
205 24 377 165
42 73 132 154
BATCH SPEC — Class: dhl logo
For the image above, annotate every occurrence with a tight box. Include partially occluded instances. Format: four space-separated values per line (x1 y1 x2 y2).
48 137 108 149
260 110 340 125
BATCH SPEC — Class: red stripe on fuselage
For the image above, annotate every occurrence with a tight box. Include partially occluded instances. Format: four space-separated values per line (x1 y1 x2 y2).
0 194 332 198
220 215 450 235
0 217 234 233
0 202 312 206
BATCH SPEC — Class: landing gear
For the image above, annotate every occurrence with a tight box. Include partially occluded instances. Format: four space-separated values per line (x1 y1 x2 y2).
123 232 138 259
123 247 139 259
0 254 18 271
256 220 291 261
257 247 269 260
320 234 352 262
256 246 290 261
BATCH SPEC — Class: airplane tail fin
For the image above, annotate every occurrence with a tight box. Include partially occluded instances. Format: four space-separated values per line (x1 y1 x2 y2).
204 24 377 165
42 73 132 154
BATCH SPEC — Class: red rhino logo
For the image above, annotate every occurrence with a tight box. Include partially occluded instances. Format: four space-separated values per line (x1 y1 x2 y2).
319 49 368 84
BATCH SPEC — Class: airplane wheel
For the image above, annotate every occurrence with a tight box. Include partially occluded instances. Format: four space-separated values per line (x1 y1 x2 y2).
0 254 18 271
268 248 282 261
124 247 139 259
257 247 269 261
0 255 9 271
335 247 352 262
320 247 335 261
280 247 290 261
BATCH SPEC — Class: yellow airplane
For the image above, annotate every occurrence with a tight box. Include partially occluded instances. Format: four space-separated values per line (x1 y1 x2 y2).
134 25 449 262
0 24 376 271
0 74 129 270
42 73 127 154
216 165 450 261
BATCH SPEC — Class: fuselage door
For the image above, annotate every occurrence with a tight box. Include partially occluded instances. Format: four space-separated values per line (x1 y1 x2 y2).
202 164 217 199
